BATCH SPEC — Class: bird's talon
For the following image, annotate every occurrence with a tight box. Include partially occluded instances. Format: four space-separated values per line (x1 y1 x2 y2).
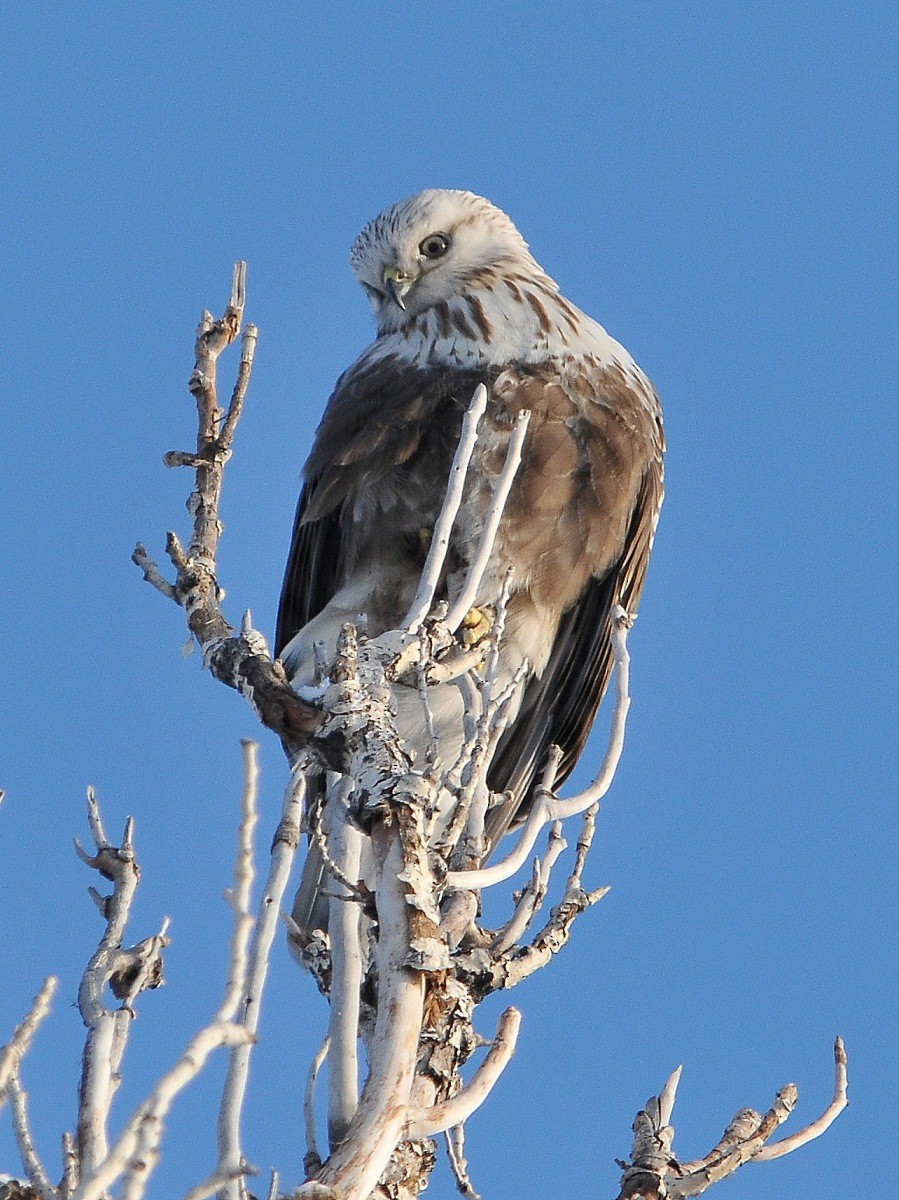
459 605 494 648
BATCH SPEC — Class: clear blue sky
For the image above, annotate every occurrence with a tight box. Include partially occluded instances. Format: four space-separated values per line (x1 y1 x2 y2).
0 4 895 1198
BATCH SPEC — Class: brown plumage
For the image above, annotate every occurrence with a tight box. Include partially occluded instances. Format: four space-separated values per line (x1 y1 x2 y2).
276 190 663 930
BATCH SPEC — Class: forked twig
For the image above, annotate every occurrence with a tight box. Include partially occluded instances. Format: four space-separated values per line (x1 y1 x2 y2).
616 1041 849 1199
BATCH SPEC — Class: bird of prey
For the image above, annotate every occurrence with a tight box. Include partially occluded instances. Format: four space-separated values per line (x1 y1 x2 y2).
276 189 664 934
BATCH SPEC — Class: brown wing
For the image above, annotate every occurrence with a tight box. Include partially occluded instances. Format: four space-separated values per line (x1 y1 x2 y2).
275 480 343 659
485 456 663 847
478 353 664 848
277 346 664 859
275 354 492 659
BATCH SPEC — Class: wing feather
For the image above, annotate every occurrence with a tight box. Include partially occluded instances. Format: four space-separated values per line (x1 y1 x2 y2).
276 346 664 865
275 481 345 660
484 452 663 847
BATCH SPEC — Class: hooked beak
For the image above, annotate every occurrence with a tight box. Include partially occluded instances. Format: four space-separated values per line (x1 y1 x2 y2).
383 264 414 311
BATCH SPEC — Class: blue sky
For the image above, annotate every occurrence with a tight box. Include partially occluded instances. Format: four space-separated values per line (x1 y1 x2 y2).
0 4 895 1198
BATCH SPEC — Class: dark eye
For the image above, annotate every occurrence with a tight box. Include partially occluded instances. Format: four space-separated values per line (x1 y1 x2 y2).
419 232 450 259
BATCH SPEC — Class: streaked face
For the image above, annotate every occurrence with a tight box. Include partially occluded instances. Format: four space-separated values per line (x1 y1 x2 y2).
350 189 537 330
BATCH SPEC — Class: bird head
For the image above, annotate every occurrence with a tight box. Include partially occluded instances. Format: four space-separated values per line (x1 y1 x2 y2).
350 189 544 333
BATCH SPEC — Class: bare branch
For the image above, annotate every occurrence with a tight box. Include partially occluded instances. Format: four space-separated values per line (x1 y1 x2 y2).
75 793 145 1179
61 1131 78 1200
616 1043 849 1200
133 267 322 746
405 1008 521 1138
553 605 634 814
751 1037 848 1161
71 748 261 1200
304 1038 331 1175
6 1074 55 1200
444 1125 481 1200
445 605 633 890
217 754 305 1200
323 782 364 1149
131 544 177 600
444 409 531 635
184 1164 257 1200
303 824 426 1200
491 821 567 954
0 978 58 1103
404 385 488 632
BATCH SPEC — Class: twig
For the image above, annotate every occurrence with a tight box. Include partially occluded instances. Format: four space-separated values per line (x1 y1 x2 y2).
304 1038 331 1174
405 1008 521 1138
404 385 488 632
445 606 632 889
495 879 609 991
184 1164 257 1200
133 267 321 745
438 585 517 861
74 800 144 1179
0 978 58 1102
7 1073 56 1200
61 1131 79 1200
751 1037 848 1161
307 786 366 901
217 750 305 1200
416 627 439 768
444 1125 481 1200
444 409 531 635
491 822 567 954
617 1066 682 1200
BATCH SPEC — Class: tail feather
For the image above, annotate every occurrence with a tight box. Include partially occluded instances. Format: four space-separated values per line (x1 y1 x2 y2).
289 840 331 946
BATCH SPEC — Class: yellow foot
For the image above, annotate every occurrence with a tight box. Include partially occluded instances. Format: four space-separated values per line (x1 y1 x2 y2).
459 605 495 648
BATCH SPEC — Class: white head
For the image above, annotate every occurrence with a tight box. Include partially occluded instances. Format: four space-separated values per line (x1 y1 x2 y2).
350 189 552 335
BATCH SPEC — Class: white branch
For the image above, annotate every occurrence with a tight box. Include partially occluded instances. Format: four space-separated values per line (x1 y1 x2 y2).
491 822 567 954
405 1008 521 1138
75 801 142 1180
217 753 306 1200
324 780 364 1150
304 1037 331 1171
7 1073 56 1200
752 1037 848 1161
185 1164 256 1200
655 1064 682 1128
404 384 488 631
303 823 425 1200
72 749 260 1200
75 1022 252 1200
619 1043 849 1200
552 605 633 815
444 1125 481 1200
440 587 519 862
0 977 57 1102
444 410 531 635
446 606 632 889
61 1131 78 1200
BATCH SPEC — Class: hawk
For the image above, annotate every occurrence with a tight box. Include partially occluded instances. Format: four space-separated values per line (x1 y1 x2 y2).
277 189 664 933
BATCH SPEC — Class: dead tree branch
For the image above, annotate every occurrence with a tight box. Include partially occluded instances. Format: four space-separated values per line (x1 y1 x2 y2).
132 265 322 747
0 980 57 1111
70 262 845 1200
218 751 305 1200
0 755 278 1200
616 1039 848 1199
